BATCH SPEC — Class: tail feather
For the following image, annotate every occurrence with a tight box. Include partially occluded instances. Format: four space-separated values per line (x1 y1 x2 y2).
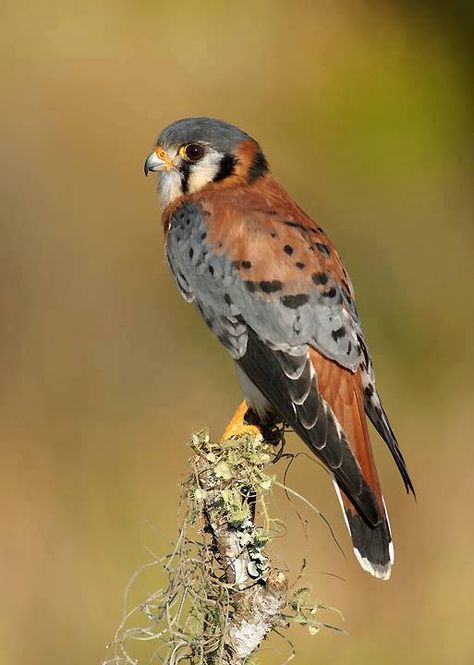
310 348 394 579
333 480 393 580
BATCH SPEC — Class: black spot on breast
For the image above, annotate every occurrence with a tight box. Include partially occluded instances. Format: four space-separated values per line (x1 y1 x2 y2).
213 153 237 182
283 244 293 255
270 232 278 238
241 260 252 269
247 150 269 182
312 272 328 285
244 280 256 293
189 248 194 259
315 242 330 256
208 265 214 276
281 293 309 308
259 280 283 293
331 326 346 341
224 294 233 306
296 262 305 269
346 341 352 355
201 232 207 240
322 287 337 298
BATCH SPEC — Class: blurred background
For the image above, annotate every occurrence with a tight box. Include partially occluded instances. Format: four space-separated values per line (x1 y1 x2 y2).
1 1 473 663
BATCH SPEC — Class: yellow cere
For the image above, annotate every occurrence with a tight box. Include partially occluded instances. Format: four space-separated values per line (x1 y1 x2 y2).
155 146 174 169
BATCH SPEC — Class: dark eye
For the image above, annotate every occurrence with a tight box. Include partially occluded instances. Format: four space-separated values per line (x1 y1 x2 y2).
184 143 205 162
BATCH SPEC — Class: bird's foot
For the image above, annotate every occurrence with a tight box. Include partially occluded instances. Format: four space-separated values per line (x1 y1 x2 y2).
221 400 262 442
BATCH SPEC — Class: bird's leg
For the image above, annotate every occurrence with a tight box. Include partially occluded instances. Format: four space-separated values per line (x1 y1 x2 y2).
221 400 262 442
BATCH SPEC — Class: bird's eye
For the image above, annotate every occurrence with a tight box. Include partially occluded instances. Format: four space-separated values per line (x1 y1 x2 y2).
183 143 205 162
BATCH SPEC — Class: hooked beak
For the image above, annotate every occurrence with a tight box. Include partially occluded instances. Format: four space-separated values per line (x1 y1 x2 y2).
144 147 175 176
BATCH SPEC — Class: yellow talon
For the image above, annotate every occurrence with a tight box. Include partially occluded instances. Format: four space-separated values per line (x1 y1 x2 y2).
221 400 262 442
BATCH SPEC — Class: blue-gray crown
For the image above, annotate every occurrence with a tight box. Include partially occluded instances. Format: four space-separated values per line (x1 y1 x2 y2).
157 117 251 152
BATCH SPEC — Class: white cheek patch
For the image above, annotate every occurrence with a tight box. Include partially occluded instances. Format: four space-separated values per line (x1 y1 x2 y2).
187 151 223 194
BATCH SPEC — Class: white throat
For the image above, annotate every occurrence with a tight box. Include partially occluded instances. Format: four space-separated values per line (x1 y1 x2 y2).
157 169 183 211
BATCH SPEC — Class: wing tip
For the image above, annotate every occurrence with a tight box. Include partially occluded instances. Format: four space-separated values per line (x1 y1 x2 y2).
366 399 416 499
406 477 417 499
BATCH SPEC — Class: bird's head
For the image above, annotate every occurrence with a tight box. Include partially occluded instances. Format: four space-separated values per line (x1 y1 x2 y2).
144 117 269 209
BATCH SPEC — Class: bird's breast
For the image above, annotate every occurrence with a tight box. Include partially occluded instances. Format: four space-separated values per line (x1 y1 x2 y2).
166 201 237 297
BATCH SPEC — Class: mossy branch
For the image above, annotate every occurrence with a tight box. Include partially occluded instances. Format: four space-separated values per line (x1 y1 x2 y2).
189 430 288 664
104 428 339 665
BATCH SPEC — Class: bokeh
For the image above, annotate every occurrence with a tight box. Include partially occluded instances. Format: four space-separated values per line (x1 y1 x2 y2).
1 1 473 663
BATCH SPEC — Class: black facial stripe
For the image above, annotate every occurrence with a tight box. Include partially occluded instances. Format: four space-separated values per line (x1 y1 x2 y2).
247 150 269 182
180 162 191 194
213 153 237 182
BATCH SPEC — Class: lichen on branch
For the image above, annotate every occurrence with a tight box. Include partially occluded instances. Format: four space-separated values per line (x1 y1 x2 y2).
188 429 288 664
104 428 338 665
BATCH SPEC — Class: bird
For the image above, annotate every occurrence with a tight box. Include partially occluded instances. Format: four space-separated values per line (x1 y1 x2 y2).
144 117 414 580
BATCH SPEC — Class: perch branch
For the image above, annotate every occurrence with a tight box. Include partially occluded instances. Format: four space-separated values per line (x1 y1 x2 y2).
192 432 288 664
104 428 336 665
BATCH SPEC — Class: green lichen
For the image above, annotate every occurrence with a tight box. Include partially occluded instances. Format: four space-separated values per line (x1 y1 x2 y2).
104 428 340 665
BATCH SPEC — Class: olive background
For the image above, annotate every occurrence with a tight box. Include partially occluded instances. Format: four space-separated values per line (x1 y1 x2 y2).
1 1 473 663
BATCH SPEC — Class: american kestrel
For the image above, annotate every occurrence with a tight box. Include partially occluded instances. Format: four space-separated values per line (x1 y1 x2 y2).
144 117 414 580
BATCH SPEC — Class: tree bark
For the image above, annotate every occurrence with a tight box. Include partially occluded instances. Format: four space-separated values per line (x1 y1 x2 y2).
192 438 288 664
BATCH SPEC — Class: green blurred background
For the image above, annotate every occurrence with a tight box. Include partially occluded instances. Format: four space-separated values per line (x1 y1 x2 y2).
1 1 473 663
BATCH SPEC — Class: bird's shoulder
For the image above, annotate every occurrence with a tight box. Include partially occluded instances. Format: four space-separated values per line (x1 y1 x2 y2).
174 175 357 308
163 176 364 370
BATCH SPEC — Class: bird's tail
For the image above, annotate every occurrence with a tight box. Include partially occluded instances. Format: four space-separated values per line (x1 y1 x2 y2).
309 348 393 580
333 479 393 580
